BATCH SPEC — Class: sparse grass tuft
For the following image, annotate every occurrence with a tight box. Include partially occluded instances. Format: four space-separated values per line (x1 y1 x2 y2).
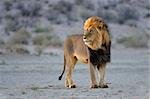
30 86 49 91
0 60 6 65
21 91 26 95
30 87 39 91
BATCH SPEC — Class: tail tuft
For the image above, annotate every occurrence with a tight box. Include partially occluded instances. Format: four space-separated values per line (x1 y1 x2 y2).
58 75 62 80
58 55 66 81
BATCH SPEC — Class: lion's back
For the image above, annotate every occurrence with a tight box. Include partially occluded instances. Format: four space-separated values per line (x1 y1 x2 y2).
64 34 88 62
64 34 85 49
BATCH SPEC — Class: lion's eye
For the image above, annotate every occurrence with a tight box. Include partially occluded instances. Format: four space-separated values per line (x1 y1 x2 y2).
89 30 92 33
89 31 93 36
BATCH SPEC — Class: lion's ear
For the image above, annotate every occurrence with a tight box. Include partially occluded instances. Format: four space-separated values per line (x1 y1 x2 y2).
103 23 108 30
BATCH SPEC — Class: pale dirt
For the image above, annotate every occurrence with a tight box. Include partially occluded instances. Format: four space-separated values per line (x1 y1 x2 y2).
0 48 149 99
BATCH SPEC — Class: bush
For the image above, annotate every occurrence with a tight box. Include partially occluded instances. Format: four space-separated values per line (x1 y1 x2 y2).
80 9 94 20
32 34 45 45
75 0 95 10
47 1 77 24
33 25 53 33
14 45 29 54
43 35 62 47
16 0 41 17
5 44 29 54
124 20 137 27
3 0 13 11
116 33 149 48
0 60 6 65
35 45 44 56
96 3 140 24
0 38 5 45
4 0 41 31
116 4 140 24
8 27 31 45
54 1 74 14
96 9 118 23
5 18 19 31
32 34 62 47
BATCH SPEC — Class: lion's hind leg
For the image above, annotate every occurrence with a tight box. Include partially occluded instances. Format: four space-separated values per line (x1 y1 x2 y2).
65 56 77 88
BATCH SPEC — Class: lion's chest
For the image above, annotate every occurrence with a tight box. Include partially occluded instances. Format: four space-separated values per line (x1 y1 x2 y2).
74 48 89 64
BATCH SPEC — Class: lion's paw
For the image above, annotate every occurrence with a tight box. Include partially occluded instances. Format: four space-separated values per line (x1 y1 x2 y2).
65 84 69 88
68 84 76 88
90 84 98 88
99 83 108 88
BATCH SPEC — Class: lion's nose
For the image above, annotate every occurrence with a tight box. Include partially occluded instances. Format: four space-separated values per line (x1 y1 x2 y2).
83 36 86 39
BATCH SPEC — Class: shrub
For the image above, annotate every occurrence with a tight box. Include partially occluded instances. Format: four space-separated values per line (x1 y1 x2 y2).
8 27 31 45
116 33 149 48
16 0 41 17
33 25 53 33
5 44 29 54
96 9 118 23
80 9 94 20
75 0 95 10
32 34 45 45
34 27 51 33
0 38 5 45
5 19 19 31
35 45 44 56
3 0 13 11
32 34 62 47
13 45 29 54
124 20 137 27
47 0 77 24
54 1 74 14
43 35 62 47
0 60 6 65
116 4 140 24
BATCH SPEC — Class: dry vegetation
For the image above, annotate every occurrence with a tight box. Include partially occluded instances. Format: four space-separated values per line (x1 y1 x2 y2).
0 0 149 54
116 33 149 48
0 0 148 30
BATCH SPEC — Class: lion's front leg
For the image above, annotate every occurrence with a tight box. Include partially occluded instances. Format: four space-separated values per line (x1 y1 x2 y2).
97 64 108 88
89 63 98 88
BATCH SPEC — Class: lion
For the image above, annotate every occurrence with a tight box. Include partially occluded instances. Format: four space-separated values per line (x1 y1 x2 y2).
58 16 111 88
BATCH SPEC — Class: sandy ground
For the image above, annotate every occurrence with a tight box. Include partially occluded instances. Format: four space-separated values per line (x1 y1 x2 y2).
0 48 149 99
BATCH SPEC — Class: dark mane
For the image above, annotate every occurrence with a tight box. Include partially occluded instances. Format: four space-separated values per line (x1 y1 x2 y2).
88 42 111 65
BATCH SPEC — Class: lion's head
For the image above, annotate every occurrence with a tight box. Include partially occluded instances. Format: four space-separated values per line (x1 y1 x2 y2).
83 16 110 50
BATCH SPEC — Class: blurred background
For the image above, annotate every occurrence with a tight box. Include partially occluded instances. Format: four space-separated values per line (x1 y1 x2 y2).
0 0 149 55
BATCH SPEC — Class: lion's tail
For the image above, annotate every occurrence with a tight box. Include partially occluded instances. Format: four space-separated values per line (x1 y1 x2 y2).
58 55 66 80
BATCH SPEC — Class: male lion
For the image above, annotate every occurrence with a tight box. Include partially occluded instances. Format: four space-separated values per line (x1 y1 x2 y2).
58 16 111 88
